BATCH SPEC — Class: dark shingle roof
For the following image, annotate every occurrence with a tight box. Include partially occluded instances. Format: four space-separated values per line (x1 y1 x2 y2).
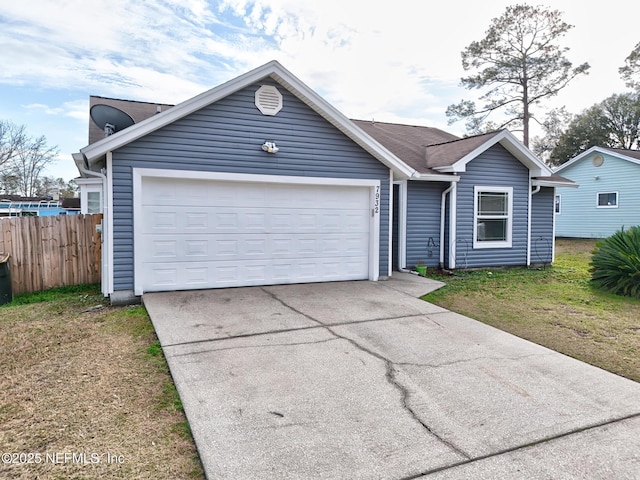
600 147 640 161
424 131 502 169
351 120 458 173
532 173 575 185
0 195 52 202
61 197 81 209
352 120 574 185
352 120 507 174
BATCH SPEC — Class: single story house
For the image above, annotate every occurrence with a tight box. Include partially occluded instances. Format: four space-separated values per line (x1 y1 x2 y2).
72 60 574 302
554 146 640 238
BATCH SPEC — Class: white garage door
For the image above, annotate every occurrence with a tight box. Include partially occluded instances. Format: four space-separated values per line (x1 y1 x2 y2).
137 176 373 292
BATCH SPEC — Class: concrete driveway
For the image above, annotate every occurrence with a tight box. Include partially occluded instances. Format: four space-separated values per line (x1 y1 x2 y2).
143 274 640 479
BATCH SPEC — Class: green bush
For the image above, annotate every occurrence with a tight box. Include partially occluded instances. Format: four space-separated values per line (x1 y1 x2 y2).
591 226 640 298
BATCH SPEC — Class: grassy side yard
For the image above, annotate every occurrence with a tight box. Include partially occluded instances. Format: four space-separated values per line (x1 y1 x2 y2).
0 238 637 479
0 286 204 480
424 238 640 383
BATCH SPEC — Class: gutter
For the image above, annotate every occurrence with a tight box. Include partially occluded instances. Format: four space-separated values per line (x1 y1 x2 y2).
532 179 578 189
411 172 461 182
73 152 108 208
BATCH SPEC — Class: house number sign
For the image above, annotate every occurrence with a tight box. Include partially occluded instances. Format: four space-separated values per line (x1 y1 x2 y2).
373 185 380 216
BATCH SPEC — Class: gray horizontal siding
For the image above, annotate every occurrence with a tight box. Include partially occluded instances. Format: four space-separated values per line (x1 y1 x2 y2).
455 144 530 268
111 80 390 291
406 181 448 268
531 187 554 264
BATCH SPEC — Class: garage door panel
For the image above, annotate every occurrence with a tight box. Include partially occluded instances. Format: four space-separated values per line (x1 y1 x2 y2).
186 213 208 229
142 179 373 208
142 233 369 262
142 206 369 235
141 256 369 291
139 177 373 292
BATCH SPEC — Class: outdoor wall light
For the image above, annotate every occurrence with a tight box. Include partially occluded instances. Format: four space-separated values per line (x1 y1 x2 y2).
262 141 279 153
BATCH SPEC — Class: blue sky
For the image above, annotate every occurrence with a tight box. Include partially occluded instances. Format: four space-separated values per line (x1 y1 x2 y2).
1 0 638 183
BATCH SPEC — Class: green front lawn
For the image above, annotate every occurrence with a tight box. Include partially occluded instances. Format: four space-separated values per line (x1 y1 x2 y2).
424 239 640 382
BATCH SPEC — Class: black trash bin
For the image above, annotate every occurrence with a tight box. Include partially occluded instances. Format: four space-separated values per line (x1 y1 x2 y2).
0 253 12 306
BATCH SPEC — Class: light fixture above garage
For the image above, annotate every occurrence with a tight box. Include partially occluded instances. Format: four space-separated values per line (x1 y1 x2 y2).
262 141 279 153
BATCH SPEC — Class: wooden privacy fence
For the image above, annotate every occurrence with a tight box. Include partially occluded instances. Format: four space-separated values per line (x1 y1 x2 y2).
0 214 102 295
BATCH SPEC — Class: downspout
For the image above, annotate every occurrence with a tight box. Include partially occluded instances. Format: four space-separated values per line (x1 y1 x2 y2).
72 152 108 214
528 185 541 266
73 153 109 296
448 181 458 270
440 182 455 269
388 169 393 278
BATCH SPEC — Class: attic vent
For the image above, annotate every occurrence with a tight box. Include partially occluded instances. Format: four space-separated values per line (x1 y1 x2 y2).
592 154 604 167
255 85 283 116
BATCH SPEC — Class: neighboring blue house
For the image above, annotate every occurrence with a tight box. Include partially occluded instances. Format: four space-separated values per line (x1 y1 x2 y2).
0 197 80 217
72 61 574 301
554 146 640 238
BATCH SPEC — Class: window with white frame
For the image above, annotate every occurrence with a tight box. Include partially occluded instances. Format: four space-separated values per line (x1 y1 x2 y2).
597 192 618 208
555 194 561 214
87 191 102 214
474 186 513 248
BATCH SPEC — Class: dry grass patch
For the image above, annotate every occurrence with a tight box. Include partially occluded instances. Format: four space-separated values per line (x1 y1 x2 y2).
425 239 640 383
0 286 203 479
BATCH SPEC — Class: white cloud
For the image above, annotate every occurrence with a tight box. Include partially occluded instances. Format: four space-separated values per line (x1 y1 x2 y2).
5 0 634 121
1 0 256 97
1 0 639 184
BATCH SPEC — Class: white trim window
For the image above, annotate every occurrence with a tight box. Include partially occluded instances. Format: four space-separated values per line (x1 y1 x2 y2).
76 180 103 214
555 194 561 214
474 186 513 248
86 191 102 214
597 191 618 208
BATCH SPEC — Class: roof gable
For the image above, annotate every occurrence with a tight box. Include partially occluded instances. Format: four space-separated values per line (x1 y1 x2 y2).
349 122 568 184
554 146 640 173
79 60 415 179
425 132 499 169
431 130 553 177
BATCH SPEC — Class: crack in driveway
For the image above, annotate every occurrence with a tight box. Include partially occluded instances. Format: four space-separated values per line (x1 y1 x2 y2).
399 412 640 479
324 325 472 460
169 337 341 358
148 285 640 479
394 352 556 370
257 288 474 459
260 287 326 327
159 288 561 463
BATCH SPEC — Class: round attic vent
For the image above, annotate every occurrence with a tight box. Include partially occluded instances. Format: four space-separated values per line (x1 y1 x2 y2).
592 154 604 167
255 85 283 116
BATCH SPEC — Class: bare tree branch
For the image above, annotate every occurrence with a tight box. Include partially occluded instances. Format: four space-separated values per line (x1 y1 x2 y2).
0 120 59 196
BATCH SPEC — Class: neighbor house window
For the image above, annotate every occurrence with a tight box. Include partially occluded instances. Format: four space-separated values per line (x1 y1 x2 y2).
474 186 513 248
597 192 618 208
555 194 561 214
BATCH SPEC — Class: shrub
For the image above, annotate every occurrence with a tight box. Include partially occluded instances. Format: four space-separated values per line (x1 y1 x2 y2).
590 226 640 298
